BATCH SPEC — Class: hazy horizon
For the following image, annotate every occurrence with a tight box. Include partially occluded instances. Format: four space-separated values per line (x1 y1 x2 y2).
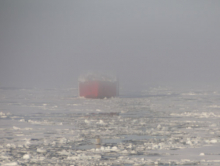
1 0 220 90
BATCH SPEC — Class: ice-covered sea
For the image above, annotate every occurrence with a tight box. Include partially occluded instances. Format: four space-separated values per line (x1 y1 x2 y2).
1 87 220 165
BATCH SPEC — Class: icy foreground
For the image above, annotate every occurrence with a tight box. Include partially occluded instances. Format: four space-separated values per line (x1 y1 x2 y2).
1 87 220 165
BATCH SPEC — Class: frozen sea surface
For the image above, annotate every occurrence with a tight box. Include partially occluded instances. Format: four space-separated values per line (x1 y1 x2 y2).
1 87 220 165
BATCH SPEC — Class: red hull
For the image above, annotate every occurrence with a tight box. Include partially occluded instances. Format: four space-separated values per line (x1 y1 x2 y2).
79 81 118 98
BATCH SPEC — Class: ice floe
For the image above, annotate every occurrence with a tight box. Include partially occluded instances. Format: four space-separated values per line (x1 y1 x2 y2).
1 87 220 165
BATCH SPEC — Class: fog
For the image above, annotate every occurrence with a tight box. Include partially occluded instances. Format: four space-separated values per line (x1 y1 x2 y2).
0 0 220 90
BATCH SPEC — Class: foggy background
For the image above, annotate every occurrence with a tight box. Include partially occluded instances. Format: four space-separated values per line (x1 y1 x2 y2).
0 0 220 90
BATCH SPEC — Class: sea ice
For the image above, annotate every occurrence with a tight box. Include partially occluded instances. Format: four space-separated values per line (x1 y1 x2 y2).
1 87 220 165
23 154 30 159
4 162 18 166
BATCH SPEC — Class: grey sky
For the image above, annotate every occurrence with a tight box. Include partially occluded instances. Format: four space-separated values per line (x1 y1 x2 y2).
0 0 220 89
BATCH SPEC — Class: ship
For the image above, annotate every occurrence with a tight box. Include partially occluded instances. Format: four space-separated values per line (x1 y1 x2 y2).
78 72 119 98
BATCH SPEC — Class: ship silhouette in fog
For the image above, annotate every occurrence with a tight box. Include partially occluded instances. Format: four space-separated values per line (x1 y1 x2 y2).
78 72 119 99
